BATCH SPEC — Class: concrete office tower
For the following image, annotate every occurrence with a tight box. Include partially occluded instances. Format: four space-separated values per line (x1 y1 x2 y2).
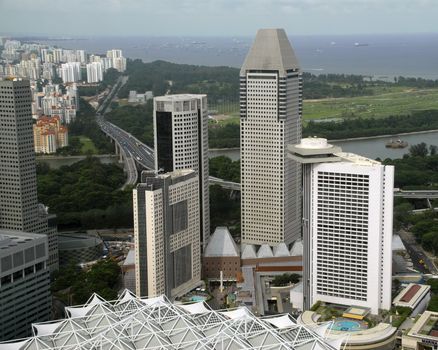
154 94 210 245
133 170 201 299
288 138 394 314
0 230 51 341
240 29 302 246
0 79 58 270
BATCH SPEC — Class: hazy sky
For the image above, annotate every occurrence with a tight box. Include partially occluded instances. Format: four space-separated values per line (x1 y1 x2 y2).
1 0 437 37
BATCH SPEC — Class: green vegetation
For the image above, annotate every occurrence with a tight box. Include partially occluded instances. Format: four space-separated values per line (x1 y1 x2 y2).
209 185 240 239
304 87 438 120
427 278 438 312
118 60 239 104
51 259 121 305
310 301 322 312
391 306 412 327
271 273 300 287
106 103 154 147
305 110 438 140
36 158 132 229
68 99 113 154
383 144 438 189
209 156 240 182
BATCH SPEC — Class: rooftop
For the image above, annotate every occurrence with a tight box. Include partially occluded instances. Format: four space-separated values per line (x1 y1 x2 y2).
393 283 431 308
154 94 206 102
0 290 338 350
241 28 300 76
204 227 239 257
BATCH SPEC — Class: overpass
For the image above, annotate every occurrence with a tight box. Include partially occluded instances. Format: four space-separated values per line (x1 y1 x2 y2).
394 190 438 199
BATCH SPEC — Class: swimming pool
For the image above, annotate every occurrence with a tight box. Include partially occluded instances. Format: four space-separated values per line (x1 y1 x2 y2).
190 295 207 302
330 319 364 332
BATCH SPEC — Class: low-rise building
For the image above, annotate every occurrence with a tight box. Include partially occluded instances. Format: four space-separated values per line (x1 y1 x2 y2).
0 230 51 341
402 311 438 350
393 283 431 316
57 233 103 266
203 227 240 280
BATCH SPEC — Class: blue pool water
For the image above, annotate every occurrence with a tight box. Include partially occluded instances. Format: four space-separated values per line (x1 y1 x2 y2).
331 320 362 332
190 296 207 302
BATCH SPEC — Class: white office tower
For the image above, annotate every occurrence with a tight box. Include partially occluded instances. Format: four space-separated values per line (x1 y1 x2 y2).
288 138 394 314
133 170 201 299
60 62 81 83
86 62 103 83
154 94 210 245
240 29 302 246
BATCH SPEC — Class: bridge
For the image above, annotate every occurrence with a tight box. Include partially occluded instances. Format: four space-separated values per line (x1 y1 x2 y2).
394 190 438 199
96 80 437 198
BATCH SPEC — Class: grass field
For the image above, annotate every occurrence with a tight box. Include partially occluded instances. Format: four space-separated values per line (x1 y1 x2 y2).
303 87 438 121
79 136 98 154
211 86 438 125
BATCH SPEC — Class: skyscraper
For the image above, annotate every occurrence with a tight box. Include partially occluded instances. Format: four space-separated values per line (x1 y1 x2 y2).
0 78 58 270
240 29 302 246
154 94 210 245
133 170 201 298
288 138 394 314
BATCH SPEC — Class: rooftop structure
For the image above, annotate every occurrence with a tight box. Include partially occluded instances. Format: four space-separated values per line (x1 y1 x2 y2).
204 227 239 257
402 311 438 349
0 289 340 350
57 233 103 266
393 283 431 316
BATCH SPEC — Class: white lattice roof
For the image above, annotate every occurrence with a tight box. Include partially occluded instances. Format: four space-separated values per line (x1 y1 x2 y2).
1 289 337 350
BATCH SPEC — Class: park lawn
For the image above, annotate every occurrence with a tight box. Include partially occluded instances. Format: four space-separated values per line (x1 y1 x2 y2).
303 87 438 121
79 136 98 154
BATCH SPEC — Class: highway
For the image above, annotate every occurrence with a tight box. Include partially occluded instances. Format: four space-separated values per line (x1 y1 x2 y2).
394 190 438 199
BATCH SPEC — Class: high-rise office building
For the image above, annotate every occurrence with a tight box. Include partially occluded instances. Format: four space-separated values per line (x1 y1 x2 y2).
133 170 201 299
154 94 210 245
288 138 394 314
0 230 51 341
240 29 302 246
0 78 58 270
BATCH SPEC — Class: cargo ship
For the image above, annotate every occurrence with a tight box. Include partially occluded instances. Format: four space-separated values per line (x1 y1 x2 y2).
385 138 408 148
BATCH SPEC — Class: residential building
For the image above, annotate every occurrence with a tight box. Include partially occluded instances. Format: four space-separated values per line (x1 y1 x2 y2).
33 115 68 154
288 137 394 314
0 78 58 270
133 170 201 299
86 61 103 83
59 62 81 83
0 289 337 350
106 49 126 72
240 28 302 246
0 230 51 341
154 94 210 245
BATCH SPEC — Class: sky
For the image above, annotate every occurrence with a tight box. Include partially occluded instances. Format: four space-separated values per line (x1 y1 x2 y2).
0 0 437 37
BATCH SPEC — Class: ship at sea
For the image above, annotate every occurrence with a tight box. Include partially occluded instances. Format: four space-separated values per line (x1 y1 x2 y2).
385 138 408 148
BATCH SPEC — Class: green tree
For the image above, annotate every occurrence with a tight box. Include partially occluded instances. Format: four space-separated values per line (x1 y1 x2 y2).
409 142 429 157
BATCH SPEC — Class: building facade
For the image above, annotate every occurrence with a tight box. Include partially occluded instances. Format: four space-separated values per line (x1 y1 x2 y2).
133 170 201 299
288 138 394 314
0 230 51 341
240 28 302 246
154 94 210 245
0 78 58 270
33 115 68 154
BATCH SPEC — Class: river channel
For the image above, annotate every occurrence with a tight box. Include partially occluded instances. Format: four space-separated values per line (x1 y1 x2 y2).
209 130 438 161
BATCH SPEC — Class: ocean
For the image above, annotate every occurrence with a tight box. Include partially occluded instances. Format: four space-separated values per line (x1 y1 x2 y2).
36 33 438 79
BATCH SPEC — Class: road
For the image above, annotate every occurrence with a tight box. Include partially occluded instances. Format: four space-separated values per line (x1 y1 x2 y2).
394 190 438 199
398 229 438 274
